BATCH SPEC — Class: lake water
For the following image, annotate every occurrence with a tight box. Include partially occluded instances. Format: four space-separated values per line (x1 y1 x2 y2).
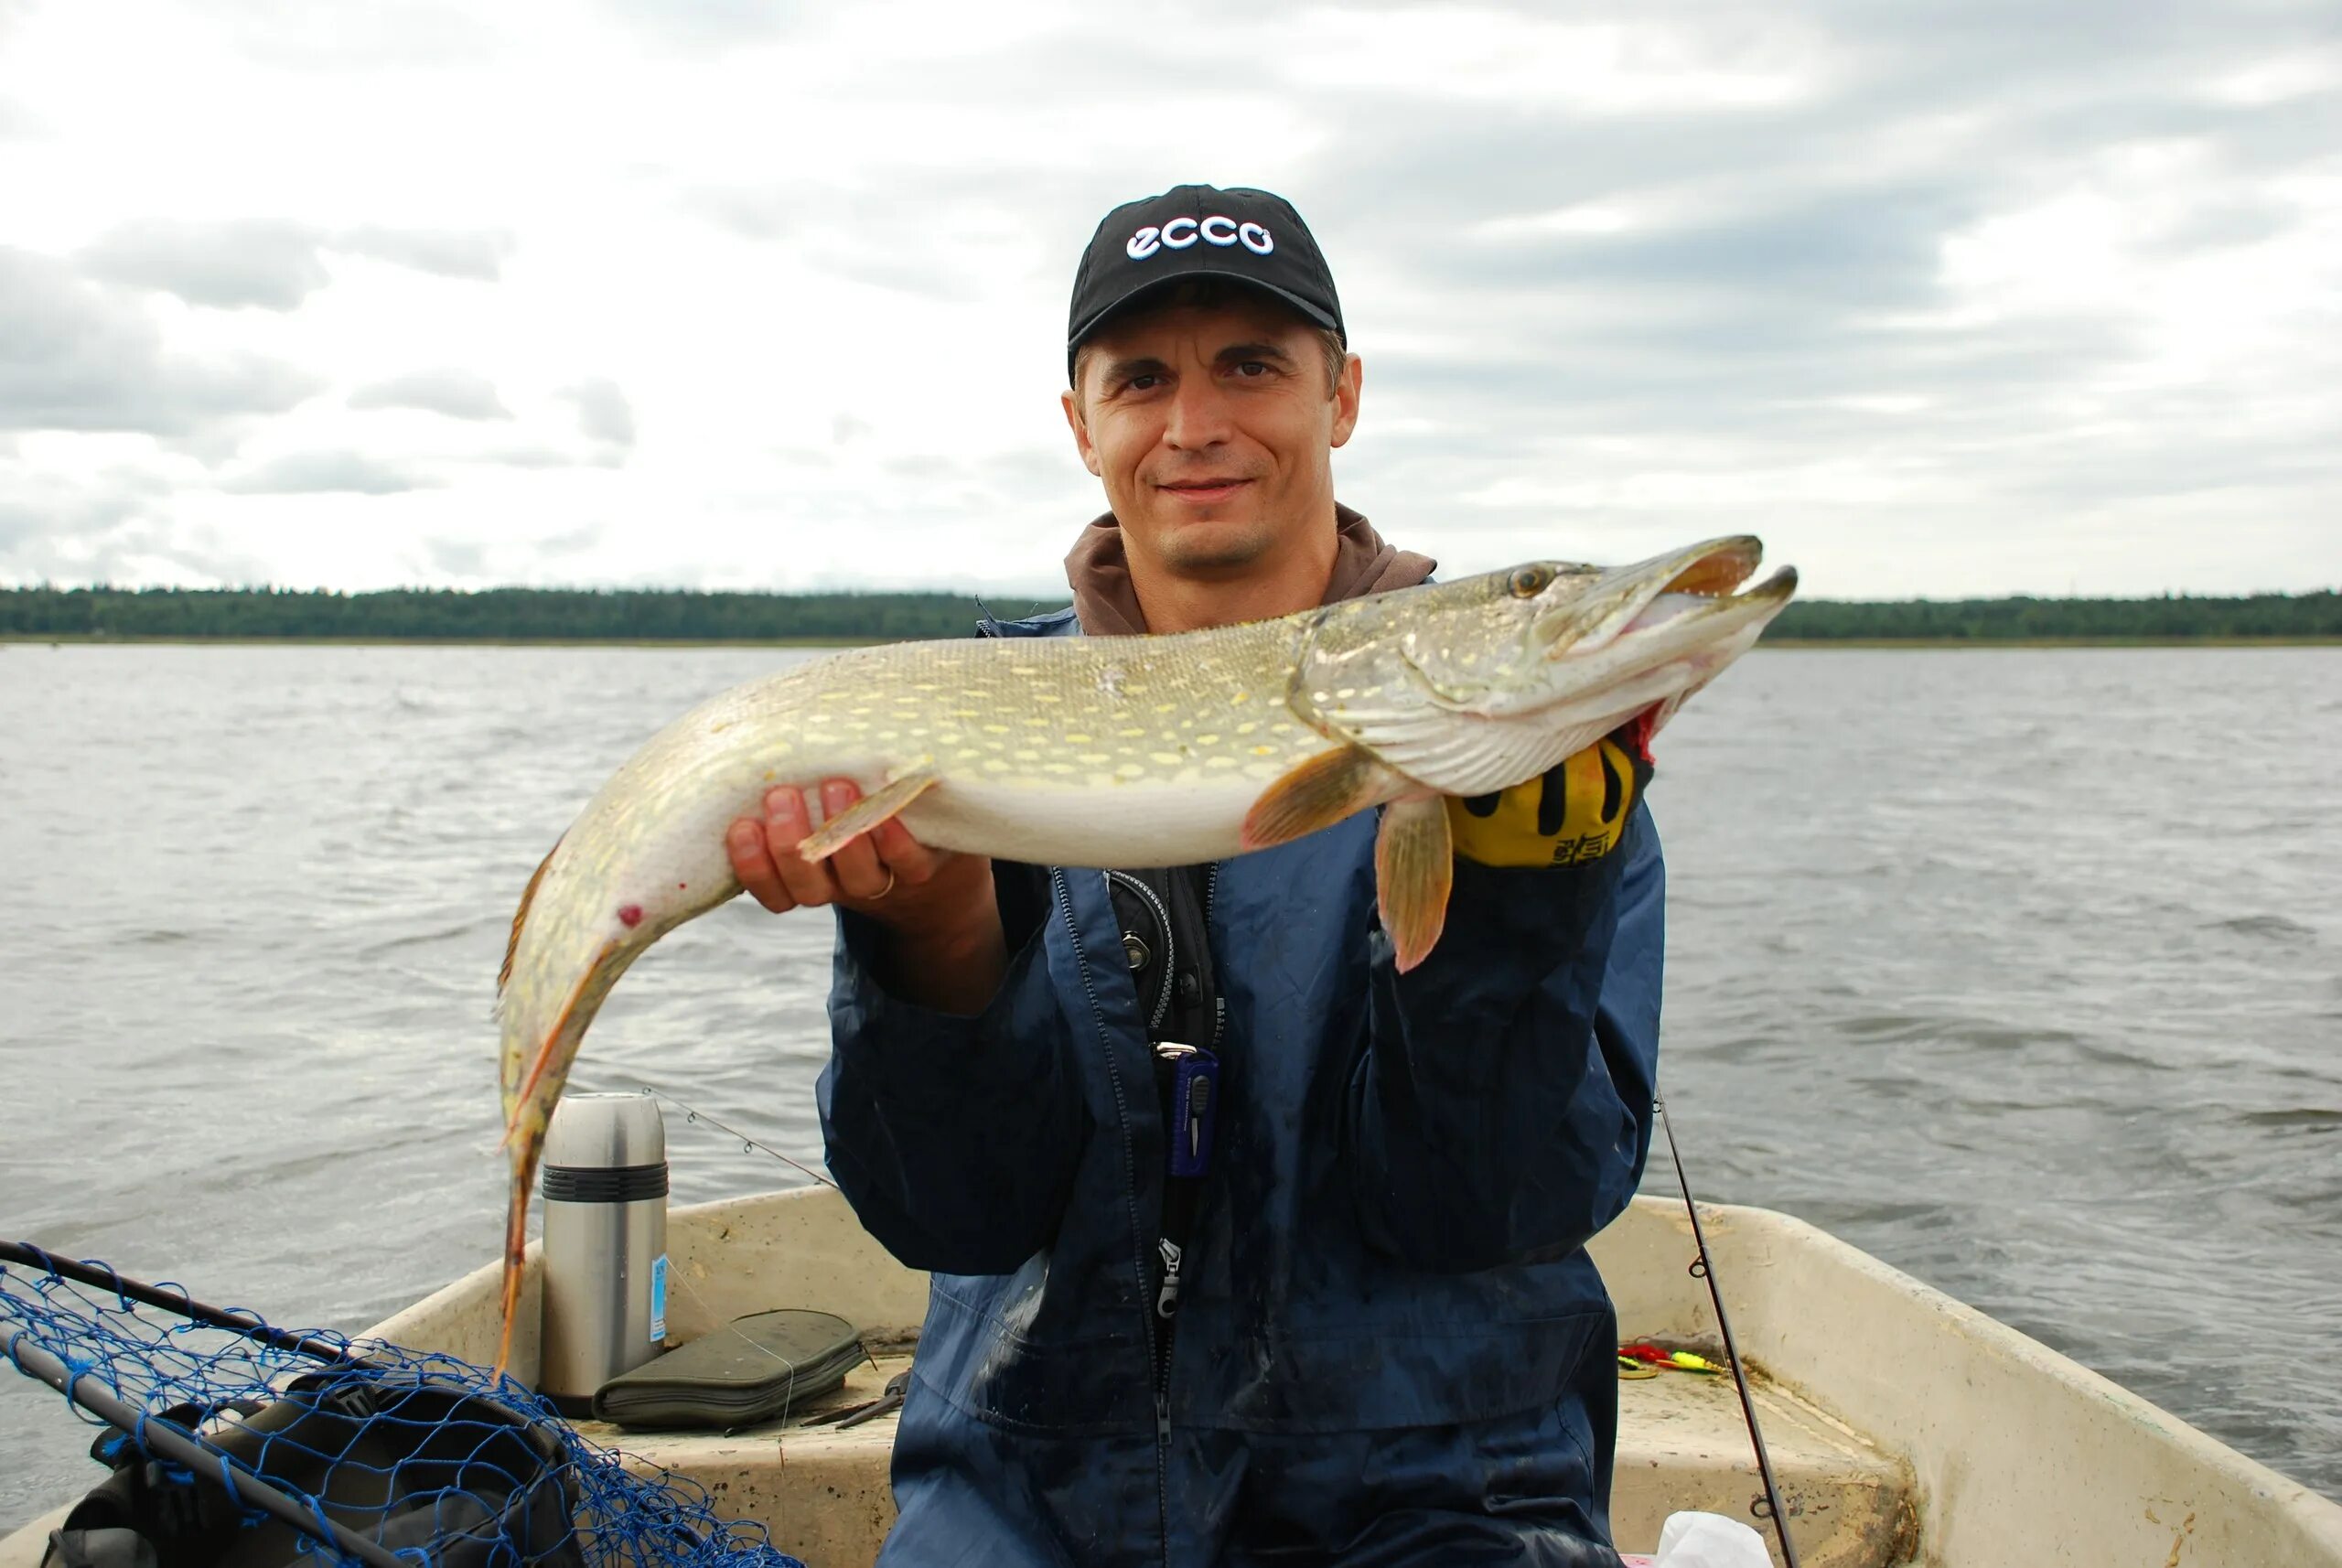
1 643 2337 1530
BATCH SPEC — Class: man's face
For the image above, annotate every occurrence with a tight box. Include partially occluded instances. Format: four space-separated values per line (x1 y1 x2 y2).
1062 293 1361 578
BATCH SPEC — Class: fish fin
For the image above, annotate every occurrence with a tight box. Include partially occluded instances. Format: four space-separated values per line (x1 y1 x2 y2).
1242 746 1397 851
795 767 939 861
499 835 564 997
1375 796 1454 972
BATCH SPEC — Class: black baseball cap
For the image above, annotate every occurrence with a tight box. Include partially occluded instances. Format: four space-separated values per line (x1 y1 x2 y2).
1067 184 1344 383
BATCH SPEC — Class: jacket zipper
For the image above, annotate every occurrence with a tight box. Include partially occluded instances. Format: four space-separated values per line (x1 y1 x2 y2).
1149 862 1219 1566
1046 868 1162 1525
1204 865 1221 1046
1102 869 1177 1035
1117 865 1181 1560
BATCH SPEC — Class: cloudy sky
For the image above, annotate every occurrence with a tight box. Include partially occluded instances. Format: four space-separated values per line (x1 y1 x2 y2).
2 0 2335 599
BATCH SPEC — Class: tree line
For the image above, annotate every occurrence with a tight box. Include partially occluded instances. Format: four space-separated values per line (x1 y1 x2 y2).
0 585 1064 642
1765 591 2339 641
1 584 2336 642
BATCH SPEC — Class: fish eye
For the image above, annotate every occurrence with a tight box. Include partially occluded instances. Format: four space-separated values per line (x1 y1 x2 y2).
1507 565 1553 598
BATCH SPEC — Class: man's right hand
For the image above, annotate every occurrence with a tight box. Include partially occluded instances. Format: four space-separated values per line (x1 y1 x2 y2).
725 781 1007 1015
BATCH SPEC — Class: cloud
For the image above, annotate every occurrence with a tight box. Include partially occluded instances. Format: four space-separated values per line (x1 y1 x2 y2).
222 450 441 494
1 0 2334 596
586 0 804 48
465 444 590 469
205 0 506 72
334 224 514 282
75 219 513 311
1240 0 2342 593
683 168 1099 301
559 378 635 449
419 534 486 577
1451 181 1974 308
416 520 603 583
79 218 331 310
348 368 512 420
0 248 322 435
0 470 153 561
0 462 280 586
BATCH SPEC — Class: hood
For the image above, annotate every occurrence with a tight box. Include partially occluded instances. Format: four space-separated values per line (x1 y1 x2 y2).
1064 504 1436 635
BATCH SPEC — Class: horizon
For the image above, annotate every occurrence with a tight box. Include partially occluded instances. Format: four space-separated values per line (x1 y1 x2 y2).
3 3 2337 599
6 578 2338 608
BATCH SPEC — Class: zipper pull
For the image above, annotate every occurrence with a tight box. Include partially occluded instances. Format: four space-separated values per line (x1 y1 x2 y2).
1155 1238 1183 1319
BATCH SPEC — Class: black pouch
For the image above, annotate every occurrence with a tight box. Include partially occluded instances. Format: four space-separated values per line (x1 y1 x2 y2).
43 1371 580 1568
589 1309 864 1431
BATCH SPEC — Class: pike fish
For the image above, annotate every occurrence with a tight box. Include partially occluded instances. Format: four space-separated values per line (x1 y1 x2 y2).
493 534 1796 1369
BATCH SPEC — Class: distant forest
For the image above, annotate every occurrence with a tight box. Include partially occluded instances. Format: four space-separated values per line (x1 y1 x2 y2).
1 584 2337 643
0 586 1065 643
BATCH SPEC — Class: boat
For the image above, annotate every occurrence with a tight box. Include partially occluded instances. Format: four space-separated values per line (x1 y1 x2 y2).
5 1187 2338 1567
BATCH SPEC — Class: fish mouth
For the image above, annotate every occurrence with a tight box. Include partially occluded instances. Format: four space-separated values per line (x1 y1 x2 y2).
1547 535 1799 656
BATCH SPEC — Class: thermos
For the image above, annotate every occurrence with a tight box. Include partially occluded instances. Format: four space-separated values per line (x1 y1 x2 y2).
538 1092 669 1413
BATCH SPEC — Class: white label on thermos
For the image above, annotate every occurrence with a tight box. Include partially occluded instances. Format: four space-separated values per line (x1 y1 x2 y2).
650 1252 669 1342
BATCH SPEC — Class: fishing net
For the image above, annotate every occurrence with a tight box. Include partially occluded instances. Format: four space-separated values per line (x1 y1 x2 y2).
0 1244 811 1568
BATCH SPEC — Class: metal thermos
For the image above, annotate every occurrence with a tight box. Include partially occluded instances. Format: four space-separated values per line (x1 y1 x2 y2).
538 1092 669 1412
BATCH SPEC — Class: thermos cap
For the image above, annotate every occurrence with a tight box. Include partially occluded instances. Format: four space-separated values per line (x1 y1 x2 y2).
544 1092 667 1170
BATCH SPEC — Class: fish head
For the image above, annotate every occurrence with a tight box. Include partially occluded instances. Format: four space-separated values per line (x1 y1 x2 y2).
1290 536 1797 796
1515 534 1798 693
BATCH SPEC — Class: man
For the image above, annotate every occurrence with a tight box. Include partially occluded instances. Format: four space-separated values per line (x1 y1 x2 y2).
725 185 1663 1567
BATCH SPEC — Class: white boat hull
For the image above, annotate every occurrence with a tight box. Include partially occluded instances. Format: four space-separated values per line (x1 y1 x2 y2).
6 1192 2337 1567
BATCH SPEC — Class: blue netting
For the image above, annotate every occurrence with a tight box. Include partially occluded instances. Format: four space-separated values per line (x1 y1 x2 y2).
0 1247 810 1568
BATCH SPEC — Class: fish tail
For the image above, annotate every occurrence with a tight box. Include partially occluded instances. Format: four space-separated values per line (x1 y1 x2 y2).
497 1168 529 1376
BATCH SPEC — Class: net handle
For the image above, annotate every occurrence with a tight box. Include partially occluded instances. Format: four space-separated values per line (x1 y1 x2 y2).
0 1331 411 1568
0 1243 363 1367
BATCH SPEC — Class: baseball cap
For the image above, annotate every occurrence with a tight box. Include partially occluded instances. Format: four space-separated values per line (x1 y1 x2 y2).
1067 184 1344 383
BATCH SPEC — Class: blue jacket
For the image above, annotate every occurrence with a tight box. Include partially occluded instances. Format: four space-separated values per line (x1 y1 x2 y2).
818 606 1664 1568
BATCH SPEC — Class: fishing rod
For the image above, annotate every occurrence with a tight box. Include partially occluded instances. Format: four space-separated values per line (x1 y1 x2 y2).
593 1081 838 1190
1653 1093 1801 1568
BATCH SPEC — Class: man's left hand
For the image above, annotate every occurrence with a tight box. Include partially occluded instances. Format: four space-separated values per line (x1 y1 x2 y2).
1446 734 1652 869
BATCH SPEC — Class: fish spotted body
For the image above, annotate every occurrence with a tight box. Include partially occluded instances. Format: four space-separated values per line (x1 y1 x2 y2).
493 535 1797 1370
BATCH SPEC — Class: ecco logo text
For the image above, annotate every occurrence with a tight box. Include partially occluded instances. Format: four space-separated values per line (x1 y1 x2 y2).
1127 216 1273 261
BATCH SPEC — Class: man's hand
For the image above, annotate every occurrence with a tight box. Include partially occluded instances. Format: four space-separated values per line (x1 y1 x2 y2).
1446 736 1651 869
726 781 1007 1015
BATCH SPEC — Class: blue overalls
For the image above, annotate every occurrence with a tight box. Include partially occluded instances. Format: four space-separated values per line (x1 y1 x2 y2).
818 607 1663 1567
